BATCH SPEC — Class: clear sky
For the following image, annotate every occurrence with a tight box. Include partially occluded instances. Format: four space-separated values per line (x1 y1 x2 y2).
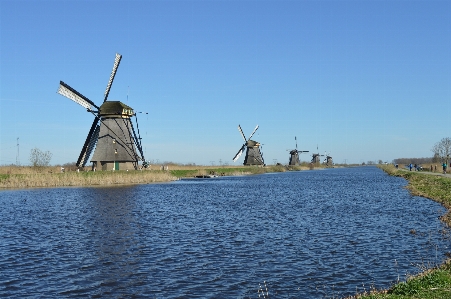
1 0 450 166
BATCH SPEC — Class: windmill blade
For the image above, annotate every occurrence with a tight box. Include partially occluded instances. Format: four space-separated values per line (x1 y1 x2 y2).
295 136 298 150
82 125 100 167
248 125 259 140
103 53 122 102
256 148 265 165
233 144 246 161
237 125 247 142
76 118 100 167
130 116 145 161
58 81 99 110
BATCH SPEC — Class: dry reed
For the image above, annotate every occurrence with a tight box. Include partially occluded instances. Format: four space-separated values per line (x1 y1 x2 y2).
0 169 177 189
0 163 317 189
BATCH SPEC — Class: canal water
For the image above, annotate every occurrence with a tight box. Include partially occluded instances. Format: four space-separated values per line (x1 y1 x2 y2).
0 166 449 298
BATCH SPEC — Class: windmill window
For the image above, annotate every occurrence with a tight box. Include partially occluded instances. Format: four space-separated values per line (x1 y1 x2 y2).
115 149 118 154
112 139 116 144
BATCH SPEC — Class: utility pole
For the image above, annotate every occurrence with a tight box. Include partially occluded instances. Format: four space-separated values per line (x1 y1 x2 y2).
16 137 20 166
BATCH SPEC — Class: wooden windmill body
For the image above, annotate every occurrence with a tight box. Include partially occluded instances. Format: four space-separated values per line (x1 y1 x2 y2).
90 101 140 171
323 153 333 166
311 152 324 164
57 53 147 171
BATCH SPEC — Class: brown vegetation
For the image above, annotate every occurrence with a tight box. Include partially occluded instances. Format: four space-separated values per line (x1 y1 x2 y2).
0 166 177 189
0 163 329 189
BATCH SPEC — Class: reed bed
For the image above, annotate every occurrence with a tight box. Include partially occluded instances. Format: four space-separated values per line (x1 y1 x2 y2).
0 170 177 189
0 163 320 189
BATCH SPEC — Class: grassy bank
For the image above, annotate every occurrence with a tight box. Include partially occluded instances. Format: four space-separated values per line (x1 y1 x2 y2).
0 168 178 188
345 165 451 299
0 163 315 189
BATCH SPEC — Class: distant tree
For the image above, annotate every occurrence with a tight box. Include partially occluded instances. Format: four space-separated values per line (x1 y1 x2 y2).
432 152 440 163
378 160 383 164
29 148 52 169
431 137 451 163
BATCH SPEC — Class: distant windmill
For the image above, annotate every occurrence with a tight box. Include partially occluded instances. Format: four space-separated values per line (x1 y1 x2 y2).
232 125 265 166
311 146 324 164
57 53 148 171
287 136 308 166
323 152 333 166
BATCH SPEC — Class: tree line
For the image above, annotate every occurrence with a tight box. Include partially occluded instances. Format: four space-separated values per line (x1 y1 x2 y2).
392 157 432 165
392 137 451 165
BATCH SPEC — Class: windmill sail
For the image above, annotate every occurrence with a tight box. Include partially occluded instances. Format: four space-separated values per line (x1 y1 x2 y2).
233 145 246 162
104 53 122 102
82 125 100 166
77 118 100 167
58 81 98 110
238 125 246 141
248 125 259 140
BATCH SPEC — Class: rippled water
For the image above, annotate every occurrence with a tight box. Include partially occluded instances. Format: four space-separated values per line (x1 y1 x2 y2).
0 166 449 298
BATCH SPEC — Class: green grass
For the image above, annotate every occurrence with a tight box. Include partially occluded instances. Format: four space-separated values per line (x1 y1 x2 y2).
352 262 451 298
170 169 199 178
382 166 451 208
169 166 289 178
0 174 10 182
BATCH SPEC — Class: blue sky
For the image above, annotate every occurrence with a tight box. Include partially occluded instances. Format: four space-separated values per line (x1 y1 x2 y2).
1 0 450 166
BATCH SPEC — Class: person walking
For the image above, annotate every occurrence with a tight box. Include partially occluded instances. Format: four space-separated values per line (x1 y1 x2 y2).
443 162 447 174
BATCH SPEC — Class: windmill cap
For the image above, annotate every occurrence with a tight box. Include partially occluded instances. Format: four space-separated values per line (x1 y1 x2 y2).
246 140 260 147
99 101 134 116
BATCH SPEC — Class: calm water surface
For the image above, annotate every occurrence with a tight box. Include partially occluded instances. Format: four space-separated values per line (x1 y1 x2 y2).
0 166 449 298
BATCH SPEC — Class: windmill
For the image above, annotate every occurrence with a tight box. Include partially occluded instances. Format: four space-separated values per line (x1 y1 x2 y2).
311 146 324 164
323 152 333 166
57 53 147 171
287 136 309 166
232 125 265 166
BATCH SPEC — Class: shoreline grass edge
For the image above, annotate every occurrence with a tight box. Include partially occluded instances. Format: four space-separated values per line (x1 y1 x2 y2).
0 164 314 189
345 165 451 299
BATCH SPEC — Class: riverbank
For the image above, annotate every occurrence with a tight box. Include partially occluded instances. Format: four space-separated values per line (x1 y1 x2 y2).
345 165 451 299
0 164 317 189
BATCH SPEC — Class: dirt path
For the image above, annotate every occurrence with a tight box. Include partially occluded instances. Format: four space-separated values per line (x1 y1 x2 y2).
398 167 451 178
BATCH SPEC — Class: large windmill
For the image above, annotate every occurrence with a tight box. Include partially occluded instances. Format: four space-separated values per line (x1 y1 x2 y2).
287 136 309 166
232 125 265 166
57 53 147 171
